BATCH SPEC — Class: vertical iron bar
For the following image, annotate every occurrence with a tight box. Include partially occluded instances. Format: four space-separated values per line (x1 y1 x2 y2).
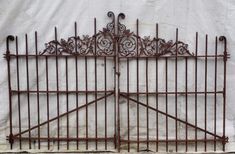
127 57 130 152
220 36 227 151
85 54 88 150
113 31 117 150
54 27 60 150
65 56 69 149
165 57 168 152
94 18 98 150
204 34 208 152
117 13 125 151
45 56 50 149
15 36 22 149
185 57 188 152
74 22 79 149
114 60 117 150
136 19 140 152
112 13 117 150
117 33 120 152
104 56 107 150
115 12 120 151
6 35 14 149
146 57 149 150
155 24 159 152
195 32 198 151
25 34 32 149
214 37 218 151
175 28 178 152
35 31 41 149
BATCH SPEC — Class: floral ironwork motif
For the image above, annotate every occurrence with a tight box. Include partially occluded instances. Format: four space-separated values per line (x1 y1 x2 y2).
41 11 193 57
138 37 193 57
40 12 116 56
40 35 95 56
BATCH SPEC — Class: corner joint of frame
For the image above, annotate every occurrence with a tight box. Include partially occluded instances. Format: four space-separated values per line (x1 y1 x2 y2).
222 135 228 144
224 51 230 62
4 52 10 61
5 35 14 61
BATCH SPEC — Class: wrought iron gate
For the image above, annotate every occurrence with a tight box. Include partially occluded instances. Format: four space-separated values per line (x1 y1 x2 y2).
5 11 229 152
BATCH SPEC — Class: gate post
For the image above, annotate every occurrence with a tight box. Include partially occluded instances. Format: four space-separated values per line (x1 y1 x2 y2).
116 12 126 152
5 35 14 149
219 36 228 151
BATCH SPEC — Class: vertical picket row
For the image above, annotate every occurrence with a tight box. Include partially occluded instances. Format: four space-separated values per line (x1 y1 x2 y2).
5 12 228 152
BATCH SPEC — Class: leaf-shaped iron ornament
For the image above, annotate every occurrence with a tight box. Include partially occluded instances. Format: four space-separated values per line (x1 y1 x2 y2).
41 11 193 57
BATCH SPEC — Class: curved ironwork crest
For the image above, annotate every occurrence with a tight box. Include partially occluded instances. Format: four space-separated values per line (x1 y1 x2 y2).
41 11 193 57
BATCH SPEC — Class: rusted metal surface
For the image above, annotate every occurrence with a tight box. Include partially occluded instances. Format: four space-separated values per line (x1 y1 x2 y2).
5 11 229 152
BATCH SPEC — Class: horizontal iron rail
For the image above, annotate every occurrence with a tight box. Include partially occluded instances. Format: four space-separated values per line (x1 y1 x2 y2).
5 53 230 59
120 138 227 143
6 54 115 58
118 54 229 59
11 90 114 94
11 137 115 142
11 137 226 143
10 90 222 95
120 91 223 95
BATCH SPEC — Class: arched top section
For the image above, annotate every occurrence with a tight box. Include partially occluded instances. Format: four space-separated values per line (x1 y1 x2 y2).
40 11 194 57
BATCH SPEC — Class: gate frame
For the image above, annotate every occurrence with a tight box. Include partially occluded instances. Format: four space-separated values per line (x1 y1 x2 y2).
5 11 229 152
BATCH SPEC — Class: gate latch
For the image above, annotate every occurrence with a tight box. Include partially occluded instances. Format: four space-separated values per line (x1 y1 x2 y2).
115 71 120 76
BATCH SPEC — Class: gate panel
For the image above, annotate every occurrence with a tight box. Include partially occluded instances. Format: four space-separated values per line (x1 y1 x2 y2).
5 11 229 152
5 14 117 151
116 14 229 152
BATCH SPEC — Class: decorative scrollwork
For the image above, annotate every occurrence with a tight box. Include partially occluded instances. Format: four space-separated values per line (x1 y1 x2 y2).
119 35 137 57
96 32 114 56
156 38 193 57
40 11 116 56
139 36 156 56
41 11 193 57
118 35 193 57
106 11 115 34
40 35 94 55
116 12 193 57
117 13 126 35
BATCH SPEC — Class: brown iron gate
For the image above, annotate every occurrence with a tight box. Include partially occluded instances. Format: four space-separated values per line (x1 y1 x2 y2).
5 11 229 152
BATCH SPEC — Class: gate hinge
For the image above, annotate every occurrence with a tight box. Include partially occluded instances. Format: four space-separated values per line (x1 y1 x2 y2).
115 72 120 76
8 133 14 144
223 51 230 62
113 133 117 147
222 135 229 144
223 87 225 98
4 52 10 61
